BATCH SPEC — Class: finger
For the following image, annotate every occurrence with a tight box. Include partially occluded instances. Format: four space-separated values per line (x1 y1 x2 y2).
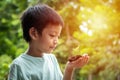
82 54 87 62
71 57 82 64
82 53 88 56
75 57 84 67
80 55 89 65
68 55 82 62
86 56 90 63
74 55 89 68
84 55 89 64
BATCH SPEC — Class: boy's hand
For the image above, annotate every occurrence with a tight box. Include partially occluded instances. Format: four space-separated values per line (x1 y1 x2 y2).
68 55 82 62
67 54 89 69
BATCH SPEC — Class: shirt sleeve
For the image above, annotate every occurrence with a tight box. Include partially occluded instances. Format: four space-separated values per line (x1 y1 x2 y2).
8 63 23 80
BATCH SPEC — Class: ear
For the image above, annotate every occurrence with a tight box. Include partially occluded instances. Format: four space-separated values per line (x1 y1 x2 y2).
29 27 39 40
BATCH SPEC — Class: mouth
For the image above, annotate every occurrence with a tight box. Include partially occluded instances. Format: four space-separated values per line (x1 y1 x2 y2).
49 46 56 50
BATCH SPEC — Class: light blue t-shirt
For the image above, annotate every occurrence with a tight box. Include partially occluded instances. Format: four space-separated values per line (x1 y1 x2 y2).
8 53 63 80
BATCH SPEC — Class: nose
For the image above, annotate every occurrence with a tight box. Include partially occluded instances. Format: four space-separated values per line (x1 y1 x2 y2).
53 37 58 45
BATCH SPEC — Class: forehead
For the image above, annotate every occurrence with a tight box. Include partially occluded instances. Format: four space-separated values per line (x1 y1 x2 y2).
43 24 62 33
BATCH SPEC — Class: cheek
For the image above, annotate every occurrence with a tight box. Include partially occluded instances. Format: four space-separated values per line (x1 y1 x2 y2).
41 36 52 46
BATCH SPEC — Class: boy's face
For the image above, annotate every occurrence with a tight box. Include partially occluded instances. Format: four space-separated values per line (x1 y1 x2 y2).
36 24 62 53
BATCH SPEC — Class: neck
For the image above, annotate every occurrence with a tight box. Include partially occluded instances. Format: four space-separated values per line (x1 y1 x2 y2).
26 44 43 57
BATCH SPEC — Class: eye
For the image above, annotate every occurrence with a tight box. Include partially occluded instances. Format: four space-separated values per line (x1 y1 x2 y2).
49 34 55 37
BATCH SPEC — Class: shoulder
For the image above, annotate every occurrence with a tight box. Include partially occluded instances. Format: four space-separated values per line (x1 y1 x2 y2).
8 55 24 74
8 54 25 80
10 54 25 67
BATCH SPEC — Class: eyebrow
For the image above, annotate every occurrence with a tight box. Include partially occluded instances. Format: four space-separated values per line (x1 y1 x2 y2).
50 31 61 36
50 31 57 34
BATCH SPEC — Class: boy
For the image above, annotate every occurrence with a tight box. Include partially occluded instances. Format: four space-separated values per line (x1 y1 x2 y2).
8 4 89 80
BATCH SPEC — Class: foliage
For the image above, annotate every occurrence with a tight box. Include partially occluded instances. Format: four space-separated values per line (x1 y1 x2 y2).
0 0 120 80
0 55 12 80
55 0 120 80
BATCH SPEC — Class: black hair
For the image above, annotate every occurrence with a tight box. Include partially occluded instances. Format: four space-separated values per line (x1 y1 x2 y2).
20 4 64 42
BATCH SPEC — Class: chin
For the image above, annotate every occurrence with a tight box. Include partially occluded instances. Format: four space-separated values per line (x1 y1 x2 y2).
44 50 53 53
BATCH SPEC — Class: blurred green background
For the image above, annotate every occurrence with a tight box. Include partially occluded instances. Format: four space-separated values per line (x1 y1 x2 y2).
0 0 120 80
